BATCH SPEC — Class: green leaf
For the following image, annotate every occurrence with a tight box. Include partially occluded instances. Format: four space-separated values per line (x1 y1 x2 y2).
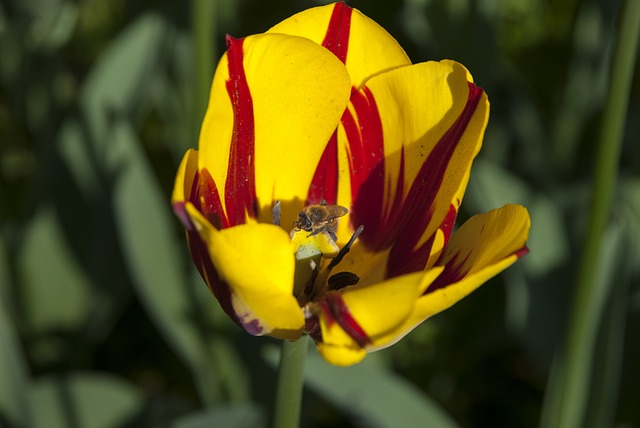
467 158 569 277
25 0 78 51
0 276 31 428
80 12 167 146
0 232 12 307
467 158 531 209
29 372 143 428
17 207 92 334
620 178 640 277
264 346 459 428
524 193 569 277
584 219 633 428
109 119 222 404
306 354 458 428
55 12 167 210
467 158 571 361
172 403 266 428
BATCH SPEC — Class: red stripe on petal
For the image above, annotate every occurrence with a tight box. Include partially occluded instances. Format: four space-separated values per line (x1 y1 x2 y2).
173 168 203 232
384 83 483 277
321 292 372 348
425 243 529 295
344 81 483 276
347 87 388 246
515 245 530 258
385 203 458 276
173 201 192 232
199 168 229 229
188 230 245 330
440 203 459 246
306 4 353 205
425 253 471 294
322 2 352 64
173 201 242 329
307 133 339 205
224 36 257 226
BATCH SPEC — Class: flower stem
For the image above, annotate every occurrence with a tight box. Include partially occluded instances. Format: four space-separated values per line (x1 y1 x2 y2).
192 0 216 127
541 0 640 427
273 336 309 428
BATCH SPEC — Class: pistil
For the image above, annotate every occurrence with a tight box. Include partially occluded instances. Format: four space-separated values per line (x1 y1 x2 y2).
275 201 364 305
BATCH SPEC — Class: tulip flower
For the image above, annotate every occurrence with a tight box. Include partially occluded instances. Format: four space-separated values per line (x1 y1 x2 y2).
172 2 530 367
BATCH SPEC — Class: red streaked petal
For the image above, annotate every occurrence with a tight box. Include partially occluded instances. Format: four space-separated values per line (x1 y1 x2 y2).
340 61 488 279
199 168 229 229
320 291 372 348
307 133 339 205
268 3 410 88
172 151 239 324
313 268 433 366
426 204 531 294
345 87 388 243
172 149 200 231
384 83 484 277
321 2 352 63
186 204 305 339
199 33 351 227
173 202 240 328
224 36 257 226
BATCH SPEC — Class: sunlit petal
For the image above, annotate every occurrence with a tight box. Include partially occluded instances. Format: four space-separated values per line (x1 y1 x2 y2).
268 3 411 87
171 148 198 209
316 271 436 366
185 204 304 340
199 33 351 226
413 204 530 324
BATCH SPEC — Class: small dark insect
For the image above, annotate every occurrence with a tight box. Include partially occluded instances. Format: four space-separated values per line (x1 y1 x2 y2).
292 203 349 242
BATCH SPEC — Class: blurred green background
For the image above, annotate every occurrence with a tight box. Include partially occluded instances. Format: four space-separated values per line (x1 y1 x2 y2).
1 0 639 427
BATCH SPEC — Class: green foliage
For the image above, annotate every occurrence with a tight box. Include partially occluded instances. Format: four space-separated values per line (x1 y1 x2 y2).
1 0 639 427
29 373 144 428
265 345 459 428
173 403 266 428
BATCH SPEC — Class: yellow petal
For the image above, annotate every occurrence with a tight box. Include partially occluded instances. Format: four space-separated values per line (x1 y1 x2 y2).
268 3 411 87
340 274 424 337
414 204 530 322
185 204 304 340
364 267 444 352
171 149 198 206
316 271 429 366
328 241 390 287
172 150 235 320
316 336 367 367
199 33 351 226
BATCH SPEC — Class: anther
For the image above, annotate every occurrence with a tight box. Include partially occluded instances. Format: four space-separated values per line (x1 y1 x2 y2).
328 225 364 270
272 200 281 226
328 272 360 290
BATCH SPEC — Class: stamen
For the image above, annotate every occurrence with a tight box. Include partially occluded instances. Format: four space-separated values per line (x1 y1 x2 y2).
304 259 319 299
290 204 363 302
328 272 360 290
272 200 281 226
328 225 364 270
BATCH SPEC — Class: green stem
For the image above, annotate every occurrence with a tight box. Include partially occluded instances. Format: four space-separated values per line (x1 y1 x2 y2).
541 0 640 427
192 0 216 127
273 336 309 428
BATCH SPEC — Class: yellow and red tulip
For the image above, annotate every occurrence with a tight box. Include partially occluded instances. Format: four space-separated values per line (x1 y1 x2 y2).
172 2 530 366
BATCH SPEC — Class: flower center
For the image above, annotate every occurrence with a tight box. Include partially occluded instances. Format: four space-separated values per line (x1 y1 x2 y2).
273 201 363 305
